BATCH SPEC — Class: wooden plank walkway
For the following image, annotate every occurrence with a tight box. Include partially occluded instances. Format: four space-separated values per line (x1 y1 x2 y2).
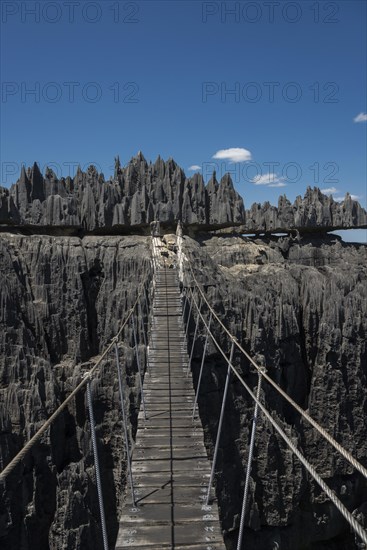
115 267 225 549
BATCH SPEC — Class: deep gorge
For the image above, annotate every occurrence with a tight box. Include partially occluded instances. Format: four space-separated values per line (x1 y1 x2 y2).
0 230 366 549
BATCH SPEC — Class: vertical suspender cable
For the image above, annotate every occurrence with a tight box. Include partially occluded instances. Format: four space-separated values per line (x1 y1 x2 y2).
143 284 149 314
143 285 151 372
237 371 263 550
114 343 136 507
138 299 149 375
186 296 202 377
138 300 147 348
192 311 212 421
185 295 193 339
132 315 147 420
182 292 188 324
86 380 109 550
206 341 235 505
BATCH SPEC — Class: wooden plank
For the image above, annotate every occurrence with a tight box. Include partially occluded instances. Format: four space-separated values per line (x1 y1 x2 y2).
115 267 224 549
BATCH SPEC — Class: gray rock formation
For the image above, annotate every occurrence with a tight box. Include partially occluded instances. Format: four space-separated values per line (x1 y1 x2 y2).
207 172 245 225
0 154 366 549
0 187 20 225
183 233 367 549
0 234 152 550
1 155 365 232
2 154 244 230
0 229 366 549
244 187 367 233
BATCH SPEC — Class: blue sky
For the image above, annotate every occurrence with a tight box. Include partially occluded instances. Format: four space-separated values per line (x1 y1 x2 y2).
1 1 366 239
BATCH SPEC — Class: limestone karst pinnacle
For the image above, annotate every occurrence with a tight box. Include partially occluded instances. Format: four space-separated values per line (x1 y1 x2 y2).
0 154 366 232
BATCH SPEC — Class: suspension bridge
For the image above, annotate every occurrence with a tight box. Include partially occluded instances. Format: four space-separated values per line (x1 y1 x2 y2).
0 224 367 550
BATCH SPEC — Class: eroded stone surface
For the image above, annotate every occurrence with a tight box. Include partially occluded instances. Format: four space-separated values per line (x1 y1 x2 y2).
0 231 366 550
0 234 152 550
182 234 367 549
2 155 244 229
1 155 366 233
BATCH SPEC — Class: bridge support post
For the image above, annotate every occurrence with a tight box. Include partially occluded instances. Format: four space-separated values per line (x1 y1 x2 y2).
114 343 136 507
237 369 264 550
86 380 109 550
192 311 212 421
206 340 235 505
186 295 202 377
132 315 147 420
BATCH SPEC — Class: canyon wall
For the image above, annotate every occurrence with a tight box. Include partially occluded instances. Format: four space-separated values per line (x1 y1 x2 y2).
182 233 367 549
0 234 152 550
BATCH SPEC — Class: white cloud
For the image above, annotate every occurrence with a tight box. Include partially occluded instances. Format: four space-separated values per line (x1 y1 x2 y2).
188 165 201 171
252 173 286 187
212 147 252 163
353 112 367 123
321 186 339 195
333 193 362 202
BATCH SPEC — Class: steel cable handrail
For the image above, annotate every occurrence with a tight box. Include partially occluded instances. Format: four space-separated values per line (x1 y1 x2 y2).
0 271 151 483
182 249 367 482
186 286 367 545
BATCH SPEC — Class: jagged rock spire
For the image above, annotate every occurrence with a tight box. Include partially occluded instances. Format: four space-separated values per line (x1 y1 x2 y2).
19 165 29 185
1 155 366 231
206 171 218 194
114 155 121 179
30 162 44 202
